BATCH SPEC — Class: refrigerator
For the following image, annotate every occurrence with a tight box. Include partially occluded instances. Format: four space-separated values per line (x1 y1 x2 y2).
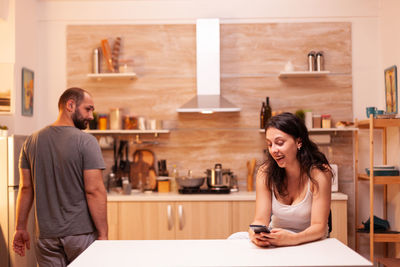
0 135 37 267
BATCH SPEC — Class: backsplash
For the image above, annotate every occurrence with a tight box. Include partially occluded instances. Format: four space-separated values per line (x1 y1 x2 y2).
67 21 354 243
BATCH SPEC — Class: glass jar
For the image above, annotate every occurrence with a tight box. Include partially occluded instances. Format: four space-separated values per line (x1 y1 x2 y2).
98 114 108 130
312 114 322 128
321 114 331 128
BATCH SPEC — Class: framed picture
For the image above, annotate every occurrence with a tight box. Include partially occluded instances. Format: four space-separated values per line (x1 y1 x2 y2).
384 65 398 114
21 67 34 116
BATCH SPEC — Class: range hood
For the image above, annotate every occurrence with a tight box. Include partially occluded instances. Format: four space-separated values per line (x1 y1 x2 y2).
176 18 241 114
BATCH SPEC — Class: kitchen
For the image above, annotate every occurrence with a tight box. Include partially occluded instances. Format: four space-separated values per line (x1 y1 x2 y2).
0 0 400 266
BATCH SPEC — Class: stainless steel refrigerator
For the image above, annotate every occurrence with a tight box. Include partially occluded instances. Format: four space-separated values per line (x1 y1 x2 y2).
0 135 37 267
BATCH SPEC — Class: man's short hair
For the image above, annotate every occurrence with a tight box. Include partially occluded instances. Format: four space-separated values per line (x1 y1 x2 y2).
58 87 90 110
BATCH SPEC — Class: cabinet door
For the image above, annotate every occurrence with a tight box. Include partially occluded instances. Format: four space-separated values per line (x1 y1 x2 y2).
331 200 348 245
175 201 232 239
119 201 175 240
232 201 256 233
107 202 119 240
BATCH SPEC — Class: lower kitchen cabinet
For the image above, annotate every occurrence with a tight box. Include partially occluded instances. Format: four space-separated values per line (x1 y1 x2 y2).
232 201 256 233
113 201 231 240
107 198 347 244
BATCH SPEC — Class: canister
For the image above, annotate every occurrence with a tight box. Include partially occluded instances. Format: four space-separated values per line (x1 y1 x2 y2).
109 108 122 130
157 179 170 193
98 114 108 130
316 51 324 71
304 110 313 129
312 114 322 128
322 114 331 128
308 51 316 72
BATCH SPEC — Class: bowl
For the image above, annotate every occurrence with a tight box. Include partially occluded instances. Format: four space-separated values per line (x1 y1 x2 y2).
176 177 205 188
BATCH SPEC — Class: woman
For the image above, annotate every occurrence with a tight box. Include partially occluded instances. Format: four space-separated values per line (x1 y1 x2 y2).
249 112 332 247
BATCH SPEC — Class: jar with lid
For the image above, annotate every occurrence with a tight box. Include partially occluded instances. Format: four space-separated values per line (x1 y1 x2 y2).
312 114 322 128
316 51 324 72
308 51 316 72
109 108 122 130
98 114 108 130
321 114 331 128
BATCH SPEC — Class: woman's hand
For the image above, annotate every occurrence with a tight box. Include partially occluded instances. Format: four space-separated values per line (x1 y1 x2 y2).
248 228 271 247
262 228 296 246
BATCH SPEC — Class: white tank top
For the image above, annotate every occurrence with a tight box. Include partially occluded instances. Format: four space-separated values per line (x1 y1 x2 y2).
270 181 312 233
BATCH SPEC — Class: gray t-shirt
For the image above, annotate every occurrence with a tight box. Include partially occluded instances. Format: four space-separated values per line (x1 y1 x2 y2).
19 125 105 238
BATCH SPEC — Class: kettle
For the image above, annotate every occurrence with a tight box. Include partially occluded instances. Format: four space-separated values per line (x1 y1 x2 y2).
206 163 231 189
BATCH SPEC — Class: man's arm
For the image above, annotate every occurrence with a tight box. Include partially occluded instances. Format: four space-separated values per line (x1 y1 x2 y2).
13 168 34 256
84 169 108 240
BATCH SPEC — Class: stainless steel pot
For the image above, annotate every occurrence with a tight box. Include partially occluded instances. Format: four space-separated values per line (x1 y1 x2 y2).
206 164 232 188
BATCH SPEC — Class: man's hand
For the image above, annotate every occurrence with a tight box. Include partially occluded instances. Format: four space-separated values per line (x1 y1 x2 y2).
12 229 31 256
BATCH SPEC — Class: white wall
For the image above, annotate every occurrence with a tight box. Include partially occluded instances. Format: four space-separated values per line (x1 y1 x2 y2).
0 0 39 135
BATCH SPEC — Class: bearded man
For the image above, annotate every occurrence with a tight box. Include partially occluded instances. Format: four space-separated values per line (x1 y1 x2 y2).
12 87 108 266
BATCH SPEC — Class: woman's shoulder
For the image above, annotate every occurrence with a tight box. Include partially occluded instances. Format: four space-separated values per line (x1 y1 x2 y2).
309 165 332 192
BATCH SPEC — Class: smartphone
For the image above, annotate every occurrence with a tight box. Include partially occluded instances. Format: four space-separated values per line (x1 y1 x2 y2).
249 224 271 234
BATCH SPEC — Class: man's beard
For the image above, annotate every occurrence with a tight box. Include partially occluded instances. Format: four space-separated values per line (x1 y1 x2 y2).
72 109 88 130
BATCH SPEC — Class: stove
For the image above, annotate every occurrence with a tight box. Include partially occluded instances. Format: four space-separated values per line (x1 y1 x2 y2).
178 187 230 194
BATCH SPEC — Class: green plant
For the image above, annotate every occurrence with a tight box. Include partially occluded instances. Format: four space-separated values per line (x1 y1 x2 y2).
295 110 305 122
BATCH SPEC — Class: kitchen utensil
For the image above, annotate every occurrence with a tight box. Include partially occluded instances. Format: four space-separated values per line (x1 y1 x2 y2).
308 51 316 71
247 159 256 191
129 149 157 191
206 164 232 188
101 39 114 72
316 51 324 71
176 176 205 188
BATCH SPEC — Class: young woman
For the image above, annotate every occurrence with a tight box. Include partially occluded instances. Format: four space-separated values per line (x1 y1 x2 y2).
249 112 332 247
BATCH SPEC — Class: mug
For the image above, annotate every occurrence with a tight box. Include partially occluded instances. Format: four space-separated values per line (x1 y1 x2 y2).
366 107 377 118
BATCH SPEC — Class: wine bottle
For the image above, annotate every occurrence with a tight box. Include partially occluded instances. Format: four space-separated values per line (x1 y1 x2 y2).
264 97 272 126
260 102 265 129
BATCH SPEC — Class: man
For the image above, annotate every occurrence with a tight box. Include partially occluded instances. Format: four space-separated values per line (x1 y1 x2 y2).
12 87 108 266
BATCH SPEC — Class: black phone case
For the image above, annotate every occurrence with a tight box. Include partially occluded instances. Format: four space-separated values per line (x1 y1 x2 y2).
249 224 270 233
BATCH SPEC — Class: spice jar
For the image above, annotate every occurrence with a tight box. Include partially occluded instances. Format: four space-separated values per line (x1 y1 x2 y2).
312 114 322 128
98 114 108 130
321 114 331 128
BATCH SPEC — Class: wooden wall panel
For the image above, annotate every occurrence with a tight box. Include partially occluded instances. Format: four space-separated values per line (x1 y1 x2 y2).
66 22 353 189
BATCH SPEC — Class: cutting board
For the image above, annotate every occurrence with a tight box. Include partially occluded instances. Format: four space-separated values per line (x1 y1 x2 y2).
130 149 157 190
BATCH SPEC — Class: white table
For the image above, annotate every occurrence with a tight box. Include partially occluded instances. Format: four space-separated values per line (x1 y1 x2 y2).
69 238 371 267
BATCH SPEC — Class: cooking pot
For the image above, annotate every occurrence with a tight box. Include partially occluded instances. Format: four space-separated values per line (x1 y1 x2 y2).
206 163 232 188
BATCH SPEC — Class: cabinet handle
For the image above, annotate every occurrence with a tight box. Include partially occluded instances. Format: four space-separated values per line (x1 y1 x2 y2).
178 204 183 230
167 204 173 231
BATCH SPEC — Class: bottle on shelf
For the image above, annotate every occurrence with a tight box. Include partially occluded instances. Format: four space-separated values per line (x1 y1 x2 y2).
260 102 265 129
264 97 272 126
170 164 179 192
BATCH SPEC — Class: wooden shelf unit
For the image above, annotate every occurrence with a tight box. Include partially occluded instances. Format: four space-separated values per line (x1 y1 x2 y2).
354 116 400 262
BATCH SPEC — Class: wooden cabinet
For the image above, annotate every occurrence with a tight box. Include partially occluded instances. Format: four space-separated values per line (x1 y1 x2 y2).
111 201 231 240
107 197 347 243
232 201 256 233
355 117 400 262
331 199 348 245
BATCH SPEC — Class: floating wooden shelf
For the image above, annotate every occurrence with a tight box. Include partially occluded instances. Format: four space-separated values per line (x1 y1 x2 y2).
86 129 169 135
87 72 137 80
259 127 357 133
278 70 330 78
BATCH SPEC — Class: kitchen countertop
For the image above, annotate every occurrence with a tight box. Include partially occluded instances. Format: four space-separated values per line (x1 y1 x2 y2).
107 191 348 202
69 238 371 267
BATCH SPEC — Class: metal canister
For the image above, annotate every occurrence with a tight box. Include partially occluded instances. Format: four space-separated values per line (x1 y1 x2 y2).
93 48 99 74
316 51 324 71
308 51 316 71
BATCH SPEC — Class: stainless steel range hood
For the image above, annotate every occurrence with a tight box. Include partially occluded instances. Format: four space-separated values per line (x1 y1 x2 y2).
176 18 241 114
